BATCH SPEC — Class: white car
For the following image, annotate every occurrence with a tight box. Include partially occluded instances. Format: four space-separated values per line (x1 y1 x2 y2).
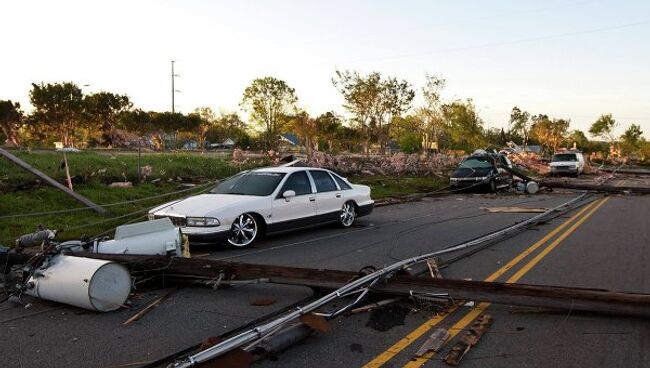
148 167 374 247
549 151 585 176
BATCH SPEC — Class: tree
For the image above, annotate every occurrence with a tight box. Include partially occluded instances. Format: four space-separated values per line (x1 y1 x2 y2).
419 74 446 152
0 100 23 146
314 111 342 152
589 114 618 142
332 70 414 154
29 82 85 147
286 110 318 155
509 106 531 148
531 114 569 154
84 92 132 147
566 129 589 150
620 124 644 156
441 99 485 152
240 77 297 149
193 107 218 150
119 109 152 136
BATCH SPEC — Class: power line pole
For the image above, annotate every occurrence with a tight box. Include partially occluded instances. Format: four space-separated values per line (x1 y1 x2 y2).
171 60 176 113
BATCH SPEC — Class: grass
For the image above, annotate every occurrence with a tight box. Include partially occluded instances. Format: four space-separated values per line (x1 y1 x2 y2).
0 151 450 246
352 175 448 200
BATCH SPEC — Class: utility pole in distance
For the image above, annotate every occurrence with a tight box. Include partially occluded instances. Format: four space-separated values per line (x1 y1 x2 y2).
171 60 176 113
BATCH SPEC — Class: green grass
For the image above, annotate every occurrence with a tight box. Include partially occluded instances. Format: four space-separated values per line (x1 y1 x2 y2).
351 175 448 200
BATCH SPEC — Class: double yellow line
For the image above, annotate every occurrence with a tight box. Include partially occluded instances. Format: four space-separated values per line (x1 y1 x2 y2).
363 196 609 368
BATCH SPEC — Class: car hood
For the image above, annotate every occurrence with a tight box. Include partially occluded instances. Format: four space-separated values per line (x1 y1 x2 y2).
451 167 494 179
150 193 262 217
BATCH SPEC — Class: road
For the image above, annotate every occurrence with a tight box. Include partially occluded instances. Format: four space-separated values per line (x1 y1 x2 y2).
1 191 649 368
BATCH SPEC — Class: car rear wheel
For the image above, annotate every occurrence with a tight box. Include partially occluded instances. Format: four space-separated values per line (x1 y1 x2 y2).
227 213 258 248
339 201 356 227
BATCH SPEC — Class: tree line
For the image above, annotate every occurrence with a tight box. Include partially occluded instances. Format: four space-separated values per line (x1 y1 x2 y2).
0 74 647 160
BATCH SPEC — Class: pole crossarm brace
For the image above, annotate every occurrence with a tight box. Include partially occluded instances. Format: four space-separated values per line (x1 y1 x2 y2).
0 148 107 214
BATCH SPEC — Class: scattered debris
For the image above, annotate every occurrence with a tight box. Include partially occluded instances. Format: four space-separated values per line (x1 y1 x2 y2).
426 257 443 278
444 314 494 366
349 298 399 314
414 328 450 358
299 313 330 333
481 206 548 213
122 288 178 326
109 181 133 188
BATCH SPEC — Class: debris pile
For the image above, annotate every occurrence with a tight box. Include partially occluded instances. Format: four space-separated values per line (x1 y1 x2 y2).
507 151 549 175
307 151 462 176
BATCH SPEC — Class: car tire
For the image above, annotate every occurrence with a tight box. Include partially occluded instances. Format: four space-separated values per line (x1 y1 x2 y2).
338 201 356 228
227 213 258 248
489 179 497 193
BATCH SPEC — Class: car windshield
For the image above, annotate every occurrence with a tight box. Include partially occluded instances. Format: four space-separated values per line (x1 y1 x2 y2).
460 157 493 169
210 172 285 196
552 154 578 162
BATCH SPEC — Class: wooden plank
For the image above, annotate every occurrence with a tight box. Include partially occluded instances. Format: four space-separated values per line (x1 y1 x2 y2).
444 314 493 366
414 328 450 358
0 148 107 214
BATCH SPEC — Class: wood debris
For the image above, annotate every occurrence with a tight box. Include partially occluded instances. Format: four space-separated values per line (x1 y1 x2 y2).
444 314 494 366
413 328 450 358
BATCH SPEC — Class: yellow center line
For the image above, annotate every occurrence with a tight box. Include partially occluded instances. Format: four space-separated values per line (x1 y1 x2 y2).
361 198 600 368
403 197 609 368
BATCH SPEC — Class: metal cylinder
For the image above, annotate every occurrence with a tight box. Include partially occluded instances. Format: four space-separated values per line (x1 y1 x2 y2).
26 255 131 312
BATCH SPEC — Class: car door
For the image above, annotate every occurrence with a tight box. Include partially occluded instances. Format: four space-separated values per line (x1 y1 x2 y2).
308 170 344 222
271 170 317 230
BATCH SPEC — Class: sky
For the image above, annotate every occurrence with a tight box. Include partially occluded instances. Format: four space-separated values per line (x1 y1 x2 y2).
1 0 649 137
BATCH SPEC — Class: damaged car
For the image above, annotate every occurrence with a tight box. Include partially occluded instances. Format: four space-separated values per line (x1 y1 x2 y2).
148 167 374 248
450 151 513 192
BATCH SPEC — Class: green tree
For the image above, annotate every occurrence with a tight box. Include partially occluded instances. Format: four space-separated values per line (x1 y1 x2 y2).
118 109 152 136
566 129 589 150
193 107 218 150
418 74 446 152
287 110 318 155
589 114 618 142
314 111 342 152
0 100 23 146
29 82 85 147
620 124 644 156
509 106 531 148
240 77 297 149
84 92 132 147
531 115 570 154
333 69 414 154
441 99 485 152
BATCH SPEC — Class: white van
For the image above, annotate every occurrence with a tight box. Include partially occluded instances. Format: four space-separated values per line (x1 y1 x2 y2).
549 151 585 176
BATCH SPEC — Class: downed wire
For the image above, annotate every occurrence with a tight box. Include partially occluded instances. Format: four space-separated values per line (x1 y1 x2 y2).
169 193 589 368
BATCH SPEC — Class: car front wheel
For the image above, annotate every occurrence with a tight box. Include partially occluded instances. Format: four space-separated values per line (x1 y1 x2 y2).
339 201 356 227
227 213 258 248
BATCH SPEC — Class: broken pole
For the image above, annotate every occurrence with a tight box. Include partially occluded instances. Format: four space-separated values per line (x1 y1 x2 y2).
27 253 650 319
540 179 650 194
0 148 107 214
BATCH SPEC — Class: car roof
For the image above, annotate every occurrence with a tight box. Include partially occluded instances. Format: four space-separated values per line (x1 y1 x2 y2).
250 166 331 174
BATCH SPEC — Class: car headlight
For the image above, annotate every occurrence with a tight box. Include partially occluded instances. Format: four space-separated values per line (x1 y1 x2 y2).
186 217 220 227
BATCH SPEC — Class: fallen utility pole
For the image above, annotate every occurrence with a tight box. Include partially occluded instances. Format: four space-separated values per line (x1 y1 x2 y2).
540 179 650 194
8 251 650 319
0 148 107 214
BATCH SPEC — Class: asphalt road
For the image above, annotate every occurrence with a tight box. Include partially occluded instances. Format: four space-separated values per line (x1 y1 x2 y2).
1 191 649 368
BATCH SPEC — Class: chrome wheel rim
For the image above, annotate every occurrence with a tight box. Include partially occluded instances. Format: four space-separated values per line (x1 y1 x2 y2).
228 214 257 247
340 202 355 227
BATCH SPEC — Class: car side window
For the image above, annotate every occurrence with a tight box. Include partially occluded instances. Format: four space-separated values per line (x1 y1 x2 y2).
279 171 312 196
310 170 337 192
332 174 352 190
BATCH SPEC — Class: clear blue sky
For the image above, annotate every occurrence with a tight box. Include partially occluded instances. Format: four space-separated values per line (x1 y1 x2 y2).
2 0 648 137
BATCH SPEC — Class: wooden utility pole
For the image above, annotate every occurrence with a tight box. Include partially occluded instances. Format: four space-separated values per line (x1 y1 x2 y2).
0 148 107 214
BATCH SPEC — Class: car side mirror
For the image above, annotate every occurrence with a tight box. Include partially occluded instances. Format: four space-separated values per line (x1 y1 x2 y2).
282 190 296 201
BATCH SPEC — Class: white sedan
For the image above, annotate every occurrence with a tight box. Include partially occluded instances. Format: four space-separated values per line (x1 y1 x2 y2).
148 167 374 248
